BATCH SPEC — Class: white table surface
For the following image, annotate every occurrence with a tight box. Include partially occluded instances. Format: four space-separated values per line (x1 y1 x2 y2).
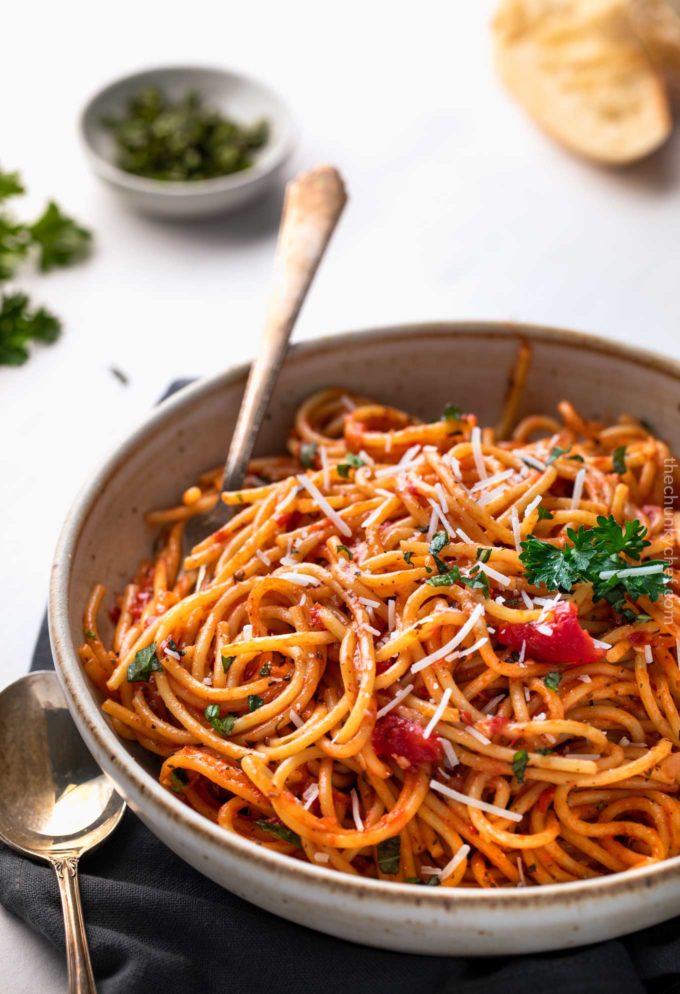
3 0 680 988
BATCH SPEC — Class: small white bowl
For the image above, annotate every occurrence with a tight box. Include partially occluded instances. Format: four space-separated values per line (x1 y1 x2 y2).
80 65 297 218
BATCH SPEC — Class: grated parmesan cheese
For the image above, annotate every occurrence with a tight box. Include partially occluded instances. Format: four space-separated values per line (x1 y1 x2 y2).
278 572 321 587
471 426 487 480
376 682 415 720
411 604 485 674
430 779 523 822
423 687 453 739
296 474 352 537
571 467 587 509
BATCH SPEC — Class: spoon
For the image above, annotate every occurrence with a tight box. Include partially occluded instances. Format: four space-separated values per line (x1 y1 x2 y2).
0 670 126 994
183 164 347 581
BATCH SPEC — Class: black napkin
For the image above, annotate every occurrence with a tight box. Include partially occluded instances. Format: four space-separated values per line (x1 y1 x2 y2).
2 383 680 994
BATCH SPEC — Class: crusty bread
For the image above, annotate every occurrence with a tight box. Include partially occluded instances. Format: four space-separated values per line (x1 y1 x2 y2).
493 0 672 164
629 0 680 75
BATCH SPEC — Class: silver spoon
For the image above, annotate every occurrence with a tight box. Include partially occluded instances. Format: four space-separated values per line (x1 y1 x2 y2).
0 670 126 994
183 165 347 583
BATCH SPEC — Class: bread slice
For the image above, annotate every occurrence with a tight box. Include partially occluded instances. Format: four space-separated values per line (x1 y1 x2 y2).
629 0 680 75
493 0 672 164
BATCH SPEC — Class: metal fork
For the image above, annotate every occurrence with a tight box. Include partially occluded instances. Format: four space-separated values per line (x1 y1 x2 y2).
183 165 347 586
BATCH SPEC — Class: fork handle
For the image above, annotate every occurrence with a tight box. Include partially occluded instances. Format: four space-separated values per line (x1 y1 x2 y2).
220 165 347 493
51 855 97 994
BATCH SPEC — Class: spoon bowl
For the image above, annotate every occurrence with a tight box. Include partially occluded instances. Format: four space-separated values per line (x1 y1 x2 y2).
0 671 125 992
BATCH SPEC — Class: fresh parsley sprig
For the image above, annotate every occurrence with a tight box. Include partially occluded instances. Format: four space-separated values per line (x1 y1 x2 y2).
519 515 668 614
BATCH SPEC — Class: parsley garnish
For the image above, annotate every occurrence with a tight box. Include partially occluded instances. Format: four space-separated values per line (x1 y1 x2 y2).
337 544 353 560
537 505 554 521
544 671 561 691
536 747 553 755
204 703 236 737
519 515 668 614
612 446 627 475
255 819 301 847
337 453 364 478
0 170 91 365
166 637 185 656
259 662 271 676
512 749 529 784
429 530 449 573
221 654 235 672
127 643 160 682
403 551 414 565
102 88 268 182
248 694 264 712
476 548 491 563
568 454 585 463
377 837 401 875
442 402 462 421
546 446 569 465
299 442 318 469
426 564 488 594
170 769 189 793
84 629 96 639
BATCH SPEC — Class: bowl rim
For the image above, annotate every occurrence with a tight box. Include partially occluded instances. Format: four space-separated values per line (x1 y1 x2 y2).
49 319 680 911
78 63 297 197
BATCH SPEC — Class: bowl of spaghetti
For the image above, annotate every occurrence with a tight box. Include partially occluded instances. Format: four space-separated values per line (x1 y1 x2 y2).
49 322 680 955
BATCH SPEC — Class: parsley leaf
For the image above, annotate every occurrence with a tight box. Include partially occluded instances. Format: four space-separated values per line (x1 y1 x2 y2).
403 551 414 565
442 402 462 421
0 168 24 201
337 453 364 478
546 446 569 465
377 836 401 875
0 292 61 365
536 747 553 755
544 671 561 691
127 643 160 682
255 819 301 847
537 505 554 521
429 530 449 574
259 661 271 676
28 201 92 272
299 442 318 469
248 694 264 712
170 769 189 793
519 515 668 614
337 544 353 560
476 548 491 562
204 703 236 737
221 654 235 672
512 749 529 784
612 446 627 475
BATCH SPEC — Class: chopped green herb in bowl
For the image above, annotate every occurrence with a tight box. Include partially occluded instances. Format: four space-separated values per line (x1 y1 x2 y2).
102 87 269 183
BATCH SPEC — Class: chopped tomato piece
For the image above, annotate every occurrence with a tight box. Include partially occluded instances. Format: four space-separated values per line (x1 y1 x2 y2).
108 604 121 625
497 601 605 666
486 714 509 735
372 713 443 768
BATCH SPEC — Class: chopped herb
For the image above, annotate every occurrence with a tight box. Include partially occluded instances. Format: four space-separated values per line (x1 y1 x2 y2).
377 836 401 875
109 365 129 386
248 694 264 712
424 875 441 886
426 567 461 587
166 637 185 657
519 515 668 614
102 87 269 181
84 629 96 639
537 506 554 521
405 876 421 884
259 662 271 676
337 453 364 478
416 524 429 533
221 654 235 672
430 530 448 555
568 454 585 463
509 650 521 662
0 292 61 366
546 446 569 465
622 610 652 623
536 747 553 755
442 402 462 421
403 551 414 565
544 671 561 691
255 819 301 847
512 749 529 784
299 442 318 469
337 544 353 560
127 643 160 682
28 201 92 272
462 566 489 595
204 703 236 737
476 548 492 563
170 769 189 793
612 446 627 475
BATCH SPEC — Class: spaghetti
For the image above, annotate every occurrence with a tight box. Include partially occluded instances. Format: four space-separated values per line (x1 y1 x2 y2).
80 347 680 887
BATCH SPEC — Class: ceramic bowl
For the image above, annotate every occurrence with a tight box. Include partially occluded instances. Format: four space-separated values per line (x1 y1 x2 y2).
49 322 680 955
80 65 296 217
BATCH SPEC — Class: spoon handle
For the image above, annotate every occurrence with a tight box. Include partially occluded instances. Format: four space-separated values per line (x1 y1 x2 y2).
219 165 347 493
51 855 97 994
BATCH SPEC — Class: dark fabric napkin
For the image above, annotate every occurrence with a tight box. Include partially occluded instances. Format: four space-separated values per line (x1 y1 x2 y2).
2 383 680 994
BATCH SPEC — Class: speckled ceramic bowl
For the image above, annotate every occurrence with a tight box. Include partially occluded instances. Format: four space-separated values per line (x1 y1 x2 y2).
49 322 680 955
